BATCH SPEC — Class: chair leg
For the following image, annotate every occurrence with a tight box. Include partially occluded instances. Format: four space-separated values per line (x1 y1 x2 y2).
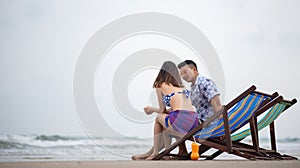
205 150 224 160
223 108 233 153
199 144 211 155
269 122 277 152
249 116 259 152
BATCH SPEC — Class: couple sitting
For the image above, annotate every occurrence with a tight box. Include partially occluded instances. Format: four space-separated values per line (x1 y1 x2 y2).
132 60 222 160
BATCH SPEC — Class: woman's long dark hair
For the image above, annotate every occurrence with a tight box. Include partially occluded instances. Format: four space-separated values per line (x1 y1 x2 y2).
153 61 183 88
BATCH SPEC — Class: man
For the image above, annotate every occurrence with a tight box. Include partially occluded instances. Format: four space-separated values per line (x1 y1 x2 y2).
177 60 222 123
171 60 222 156
132 60 222 160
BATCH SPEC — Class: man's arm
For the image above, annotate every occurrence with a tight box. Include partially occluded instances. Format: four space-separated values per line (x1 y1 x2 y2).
210 95 223 118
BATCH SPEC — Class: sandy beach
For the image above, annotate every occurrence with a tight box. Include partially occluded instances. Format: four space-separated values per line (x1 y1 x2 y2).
0 160 299 168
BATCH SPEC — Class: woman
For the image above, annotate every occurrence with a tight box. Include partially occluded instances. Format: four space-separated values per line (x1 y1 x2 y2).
137 61 198 160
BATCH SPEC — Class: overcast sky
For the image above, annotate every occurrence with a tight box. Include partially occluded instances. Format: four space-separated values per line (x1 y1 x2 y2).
0 0 299 139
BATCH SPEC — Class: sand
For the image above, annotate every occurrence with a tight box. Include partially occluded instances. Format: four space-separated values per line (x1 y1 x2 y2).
0 160 299 168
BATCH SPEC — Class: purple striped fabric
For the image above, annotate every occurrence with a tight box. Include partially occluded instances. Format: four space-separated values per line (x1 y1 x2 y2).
167 110 199 134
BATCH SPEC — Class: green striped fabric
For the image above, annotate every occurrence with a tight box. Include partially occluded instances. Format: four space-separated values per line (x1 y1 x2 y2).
231 101 289 141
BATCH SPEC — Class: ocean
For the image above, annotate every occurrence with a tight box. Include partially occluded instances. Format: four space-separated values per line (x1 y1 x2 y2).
0 134 299 162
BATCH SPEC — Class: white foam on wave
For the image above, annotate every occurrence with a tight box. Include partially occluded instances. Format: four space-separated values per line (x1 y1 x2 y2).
0 134 299 161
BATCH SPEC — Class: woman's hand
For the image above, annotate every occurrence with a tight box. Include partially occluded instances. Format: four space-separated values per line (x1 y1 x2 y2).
144 106 153 115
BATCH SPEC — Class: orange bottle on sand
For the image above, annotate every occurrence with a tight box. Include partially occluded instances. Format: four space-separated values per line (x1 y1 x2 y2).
190 142 200 160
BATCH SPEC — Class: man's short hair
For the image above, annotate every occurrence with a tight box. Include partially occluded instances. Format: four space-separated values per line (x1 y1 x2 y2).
178 60 198 71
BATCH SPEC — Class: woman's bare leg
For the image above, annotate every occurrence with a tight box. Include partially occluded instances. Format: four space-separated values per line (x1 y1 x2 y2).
131 147 153 160
146 113 178 160
152 116 164 154
163 131 172 157
163 124 188 157
145 114 168 160
178 142 188 155
132 120 165 160
131 128 165 160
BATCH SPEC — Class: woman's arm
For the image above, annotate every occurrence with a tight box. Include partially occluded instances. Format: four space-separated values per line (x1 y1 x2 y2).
144 88 166 114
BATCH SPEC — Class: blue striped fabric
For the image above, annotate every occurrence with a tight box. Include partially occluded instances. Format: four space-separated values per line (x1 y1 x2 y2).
194 93 268 139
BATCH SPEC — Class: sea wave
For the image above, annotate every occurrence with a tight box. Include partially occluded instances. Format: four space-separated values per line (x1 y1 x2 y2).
0 140 27 149
277 137 300 143
1 134 300 150
0 134 299 161
259 137 300 143
34 135 79 141
0 134 151 149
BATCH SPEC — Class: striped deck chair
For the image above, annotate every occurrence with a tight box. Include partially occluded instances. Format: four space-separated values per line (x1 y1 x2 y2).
152 85 278 160
203 98 297 160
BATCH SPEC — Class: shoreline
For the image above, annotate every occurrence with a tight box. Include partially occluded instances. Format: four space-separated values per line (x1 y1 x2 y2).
0 160 299 168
